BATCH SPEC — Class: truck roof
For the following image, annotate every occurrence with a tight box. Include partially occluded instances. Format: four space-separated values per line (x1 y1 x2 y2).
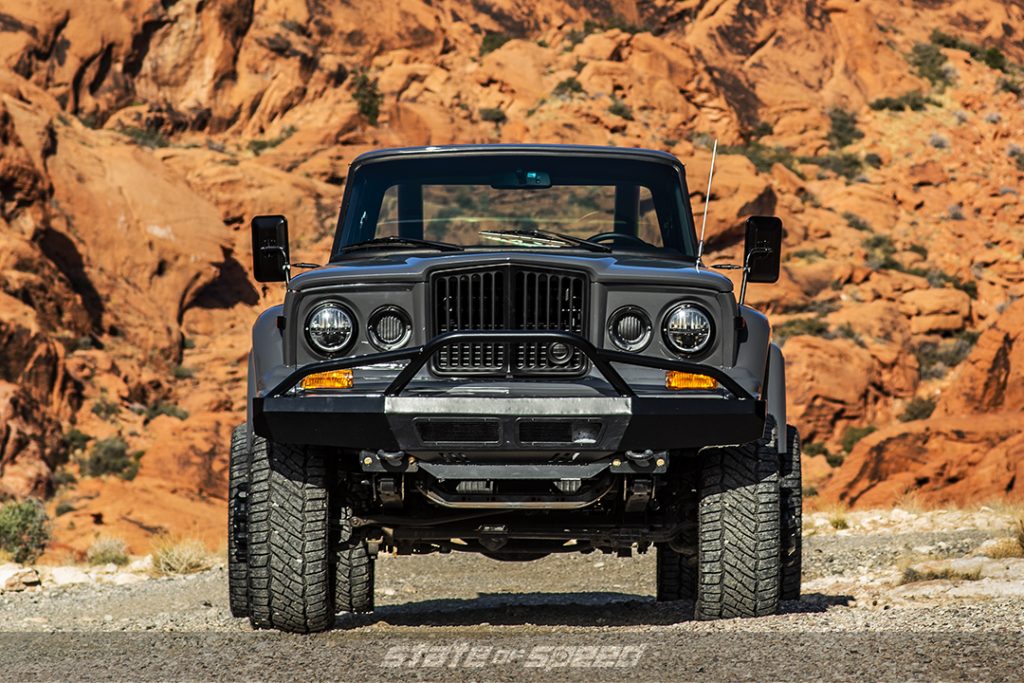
350 144 685 170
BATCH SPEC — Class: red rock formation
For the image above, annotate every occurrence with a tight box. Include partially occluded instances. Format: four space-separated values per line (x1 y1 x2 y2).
0 0 1022 548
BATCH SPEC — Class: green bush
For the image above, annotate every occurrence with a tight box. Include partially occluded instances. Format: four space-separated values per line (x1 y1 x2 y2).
841 425 877 453
930 30 1008 73
827 108 864 149
862 233 897 268
799 152 863 180
119 126 170 148
908 42 952 88
870 92 938 112
172 365 195 380
774 318 830 344
144 402 189 423
900 397 936 422
91 395 121 421
803 442 829 457
915 331 979 379
351 69 383 125
553 77 584 97
826 451 845 468
63 428 92 452
480 31 511 56
479 107 507 125
247 126 296 156
86 537 129 566
82 438 143 480
0 499 50 564
608 96 633 121
842 212 871 231
720 140 801 175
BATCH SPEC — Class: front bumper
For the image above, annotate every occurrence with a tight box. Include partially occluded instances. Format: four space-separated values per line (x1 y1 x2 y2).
252 331 766 453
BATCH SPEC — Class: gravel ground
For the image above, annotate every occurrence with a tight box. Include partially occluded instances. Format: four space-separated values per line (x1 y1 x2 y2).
2 512 1023 681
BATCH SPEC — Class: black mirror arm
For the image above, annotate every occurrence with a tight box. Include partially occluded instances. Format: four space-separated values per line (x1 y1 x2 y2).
260 245 291 282
738 246 773 309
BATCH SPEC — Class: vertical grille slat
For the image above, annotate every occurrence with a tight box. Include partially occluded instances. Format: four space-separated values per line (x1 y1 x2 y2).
432 266 587 376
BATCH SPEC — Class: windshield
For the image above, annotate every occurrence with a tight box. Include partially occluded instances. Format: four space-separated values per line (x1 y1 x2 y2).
333 153 697 257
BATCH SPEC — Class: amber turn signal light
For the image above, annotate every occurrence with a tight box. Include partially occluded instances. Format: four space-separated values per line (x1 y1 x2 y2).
300 369 354 390
665 371 718 390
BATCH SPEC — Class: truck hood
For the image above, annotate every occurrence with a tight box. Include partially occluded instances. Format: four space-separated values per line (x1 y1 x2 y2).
289 251 734 293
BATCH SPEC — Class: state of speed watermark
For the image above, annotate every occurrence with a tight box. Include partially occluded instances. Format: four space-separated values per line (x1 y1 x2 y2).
382 642 646 669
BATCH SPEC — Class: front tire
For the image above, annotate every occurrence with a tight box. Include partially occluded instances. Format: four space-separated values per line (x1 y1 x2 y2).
696 419 781 620
247 439 334 633
227 424 251 618
780 424 802 601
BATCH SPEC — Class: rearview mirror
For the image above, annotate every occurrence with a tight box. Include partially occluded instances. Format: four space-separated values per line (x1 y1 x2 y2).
744 216 782 283
251 215 290 282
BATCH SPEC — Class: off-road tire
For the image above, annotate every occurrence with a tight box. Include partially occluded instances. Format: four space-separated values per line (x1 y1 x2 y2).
656 545 697 602
227 424 251 618
696 418 781 620
779 424 802 601
247 439 333 633
334 507 374 613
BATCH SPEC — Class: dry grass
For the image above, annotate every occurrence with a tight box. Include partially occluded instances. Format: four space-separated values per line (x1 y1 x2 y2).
86 536 129 566
151 537 214 575
900 565 982 584
982 537 1024 559
822 504 850 530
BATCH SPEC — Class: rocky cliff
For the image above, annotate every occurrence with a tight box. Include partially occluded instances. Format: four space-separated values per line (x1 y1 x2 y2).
1 0 1022 554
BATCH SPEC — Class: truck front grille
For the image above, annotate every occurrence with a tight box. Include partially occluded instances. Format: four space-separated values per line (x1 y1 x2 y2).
431 265 588 376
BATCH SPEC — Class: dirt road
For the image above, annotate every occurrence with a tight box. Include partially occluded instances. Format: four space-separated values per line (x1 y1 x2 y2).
2 509 1023 681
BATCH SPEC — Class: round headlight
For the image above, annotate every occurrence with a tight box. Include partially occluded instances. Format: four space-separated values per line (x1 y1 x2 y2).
608 306 652 351
663 303 713 355
368 306 412 350
305 303 355 354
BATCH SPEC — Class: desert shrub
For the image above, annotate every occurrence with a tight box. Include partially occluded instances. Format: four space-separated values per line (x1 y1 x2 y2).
908 42 952 88
182 336 196 350
863 152 883 168
172 365 195 380
862 233 897 268
825 451 845 468
900 397 936 422
720 140 801 175
608 96 633 120
552 77 584 97
63 428 92 452
479 107 507 125
802 485 819 498
799 152 863 180
915 332 979 379
900 565 981 584
119 126 170 148
144 402 189 422
51 467 77 488
82 438 143 480
828 509 849 530
842 212 871 231
833 323 865 346
827 108 864 149
869 92 937 112
984 112 1002 124
947 204 965 221
247 126 296 155
480 31 511 56
54 499 75 517
1009 146 1024 171
152 538 214 575
909 244 929 259
351 69 383 125
997 77 1023 96
803 442 828 458
773 318 830 344
792 248 825 262
86 537 129 566
0 499 50 564
841 425 877 453
91 395 121 421
928 133 949 149
930 30 1008 72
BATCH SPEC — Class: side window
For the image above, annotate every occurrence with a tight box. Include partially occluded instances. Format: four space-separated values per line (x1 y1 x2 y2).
375 185 400 238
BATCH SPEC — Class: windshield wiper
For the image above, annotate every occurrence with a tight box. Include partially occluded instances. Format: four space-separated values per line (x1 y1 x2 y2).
479 229 611 253
342 236 464 253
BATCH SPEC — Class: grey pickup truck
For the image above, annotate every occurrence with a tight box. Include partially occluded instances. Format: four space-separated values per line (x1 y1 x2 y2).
227 144 802 633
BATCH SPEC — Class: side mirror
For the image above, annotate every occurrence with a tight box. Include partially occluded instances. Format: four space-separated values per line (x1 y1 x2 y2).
251 215 290 282
744 216 782 284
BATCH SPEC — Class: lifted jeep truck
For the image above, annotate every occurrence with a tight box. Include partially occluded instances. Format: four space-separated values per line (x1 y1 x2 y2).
228 145 802 633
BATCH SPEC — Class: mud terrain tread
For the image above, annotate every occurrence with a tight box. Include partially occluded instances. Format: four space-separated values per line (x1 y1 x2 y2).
656 545 697 602
696 419 781 620
227 424 250 618
247 439 333 633
335 508 374 614
780 424 802 601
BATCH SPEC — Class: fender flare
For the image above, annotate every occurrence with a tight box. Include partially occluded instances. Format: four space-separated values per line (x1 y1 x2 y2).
766 343 787 453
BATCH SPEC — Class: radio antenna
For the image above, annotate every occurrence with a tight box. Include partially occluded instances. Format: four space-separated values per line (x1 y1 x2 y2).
695 138 718 272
